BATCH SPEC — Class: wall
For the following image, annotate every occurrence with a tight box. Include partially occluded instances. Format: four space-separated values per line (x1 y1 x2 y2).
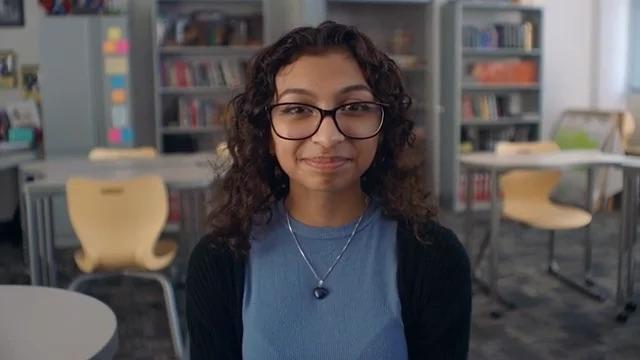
0 1 43 106
539 0 632 139
538 0 596 138
628 0 640 145
595 0 630 109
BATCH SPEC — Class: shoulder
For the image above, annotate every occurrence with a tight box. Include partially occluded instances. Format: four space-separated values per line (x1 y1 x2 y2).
398 220 470 271
187 235 246 293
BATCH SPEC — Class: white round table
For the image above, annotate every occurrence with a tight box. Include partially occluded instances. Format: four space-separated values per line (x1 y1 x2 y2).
0 285 118 360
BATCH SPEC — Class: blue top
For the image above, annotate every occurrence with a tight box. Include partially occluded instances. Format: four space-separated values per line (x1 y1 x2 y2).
242 200 408 359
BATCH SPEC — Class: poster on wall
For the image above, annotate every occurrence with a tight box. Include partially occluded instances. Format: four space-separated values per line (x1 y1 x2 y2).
0 0 24 27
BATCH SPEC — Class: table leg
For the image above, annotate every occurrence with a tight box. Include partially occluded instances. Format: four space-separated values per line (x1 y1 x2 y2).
176 189 196 284
35 197 49 286
584 167 594 284
488 169 502 318
464 168 474 265
625 171 637 306
617 169 636 322
43 196 57 287
25 190 42 286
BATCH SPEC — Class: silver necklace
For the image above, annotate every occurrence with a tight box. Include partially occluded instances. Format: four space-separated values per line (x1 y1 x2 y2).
285 198 368 300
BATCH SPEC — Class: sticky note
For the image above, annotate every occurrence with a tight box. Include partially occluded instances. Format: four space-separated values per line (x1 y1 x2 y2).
116 40 129 55
107 27 122 40
108 128 122 144
102 41 117 54
110 75 126 89
105 58 128 75
121 128 134 143
112 106 128 127
111 89 126 104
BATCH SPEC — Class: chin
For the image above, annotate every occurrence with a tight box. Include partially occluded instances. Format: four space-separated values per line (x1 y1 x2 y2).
298 177 360 194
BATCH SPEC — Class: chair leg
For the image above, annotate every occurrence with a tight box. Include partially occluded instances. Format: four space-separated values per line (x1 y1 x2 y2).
546 230 606 302
68 273 117 292
547 231 559 273
127 272 184 359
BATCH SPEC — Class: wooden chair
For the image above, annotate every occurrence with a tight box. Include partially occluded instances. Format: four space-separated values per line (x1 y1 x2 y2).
65 175 183 358
88 147 158 160
496 141 604 301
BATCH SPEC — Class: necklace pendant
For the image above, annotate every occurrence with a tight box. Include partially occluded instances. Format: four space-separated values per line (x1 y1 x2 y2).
313 286 329 299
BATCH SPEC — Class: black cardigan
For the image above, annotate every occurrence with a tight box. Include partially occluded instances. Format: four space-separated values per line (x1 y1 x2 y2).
186 221 472 359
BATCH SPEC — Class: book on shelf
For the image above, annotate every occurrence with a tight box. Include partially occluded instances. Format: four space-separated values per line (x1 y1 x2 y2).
463 22 535 50
464 59 537 84
157 10 262 47
457 171 491 204
164 97 223 129
461 93 527 121
162 58 246 88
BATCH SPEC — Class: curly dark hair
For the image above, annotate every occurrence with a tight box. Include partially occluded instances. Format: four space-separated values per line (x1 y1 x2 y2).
208 21 437 256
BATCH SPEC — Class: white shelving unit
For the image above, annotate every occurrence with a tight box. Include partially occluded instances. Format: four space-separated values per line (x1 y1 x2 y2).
440 1 544 211
151 0 264 153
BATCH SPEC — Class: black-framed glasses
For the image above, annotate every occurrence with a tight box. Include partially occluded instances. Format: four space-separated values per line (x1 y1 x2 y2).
267 101 386 140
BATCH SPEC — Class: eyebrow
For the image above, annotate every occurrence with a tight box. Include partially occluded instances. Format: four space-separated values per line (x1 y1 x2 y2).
277 84 373 100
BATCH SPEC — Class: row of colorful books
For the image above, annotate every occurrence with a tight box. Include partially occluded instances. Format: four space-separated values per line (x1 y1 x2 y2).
162 59 246 88
157 11 262 47
165 97 223 128
462 94 522 120
462 22 535 50
464 60 537 84
457 172 497 203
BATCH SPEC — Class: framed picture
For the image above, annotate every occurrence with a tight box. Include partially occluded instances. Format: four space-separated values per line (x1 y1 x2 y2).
0 50 17 89
0 0 24 26
21 64 40 103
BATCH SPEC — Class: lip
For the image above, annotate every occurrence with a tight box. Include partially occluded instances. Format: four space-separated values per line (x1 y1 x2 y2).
301 156 351 171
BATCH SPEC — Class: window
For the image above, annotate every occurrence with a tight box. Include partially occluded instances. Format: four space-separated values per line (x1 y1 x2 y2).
631 0 640 90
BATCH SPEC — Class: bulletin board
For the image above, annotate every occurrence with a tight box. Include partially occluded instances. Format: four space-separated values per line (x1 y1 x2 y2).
551 110 625 210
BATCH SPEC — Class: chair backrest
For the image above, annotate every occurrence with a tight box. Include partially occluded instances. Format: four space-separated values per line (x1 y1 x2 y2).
496 141 561 203
88 147 158 160
66 176 168 270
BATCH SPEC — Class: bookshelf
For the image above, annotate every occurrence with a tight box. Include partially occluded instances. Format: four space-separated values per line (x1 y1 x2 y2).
151 0 264 153
325 0 440 190
440 1 544 211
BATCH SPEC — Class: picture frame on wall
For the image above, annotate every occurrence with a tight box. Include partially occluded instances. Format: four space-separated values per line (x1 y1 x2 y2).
0 0 25 27
0 50 18 89
21 64 40 104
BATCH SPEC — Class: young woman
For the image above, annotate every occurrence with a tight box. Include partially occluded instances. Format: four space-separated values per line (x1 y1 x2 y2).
187 21 471 359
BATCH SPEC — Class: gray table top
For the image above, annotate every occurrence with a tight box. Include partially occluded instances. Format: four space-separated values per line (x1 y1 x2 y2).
0 285 118 360
460 149 640 170
20 152 225 194
0 149 38 171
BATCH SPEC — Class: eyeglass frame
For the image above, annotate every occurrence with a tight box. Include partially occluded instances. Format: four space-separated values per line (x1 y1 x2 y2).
266 101 388 140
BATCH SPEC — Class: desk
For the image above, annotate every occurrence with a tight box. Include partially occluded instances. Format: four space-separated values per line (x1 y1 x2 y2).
0 149 37 171
460 150 637 320
0 285 118 360
19 153 219 287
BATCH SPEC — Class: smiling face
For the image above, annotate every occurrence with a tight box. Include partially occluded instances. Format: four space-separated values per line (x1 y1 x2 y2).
270 48 380 195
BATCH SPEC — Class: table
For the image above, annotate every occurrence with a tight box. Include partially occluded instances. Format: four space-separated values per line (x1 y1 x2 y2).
460 150 638 320
0 149 37 171
19 153 220 287
0 285 118 360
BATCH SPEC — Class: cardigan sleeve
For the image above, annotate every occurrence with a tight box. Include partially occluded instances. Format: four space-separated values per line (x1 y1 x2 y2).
186 236 243 360
410 225 472 359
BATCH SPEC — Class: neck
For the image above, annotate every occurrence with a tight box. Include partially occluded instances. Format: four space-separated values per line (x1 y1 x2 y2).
285 184 367 227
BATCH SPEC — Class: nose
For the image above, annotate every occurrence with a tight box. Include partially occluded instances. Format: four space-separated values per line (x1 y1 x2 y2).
310 112 345 147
